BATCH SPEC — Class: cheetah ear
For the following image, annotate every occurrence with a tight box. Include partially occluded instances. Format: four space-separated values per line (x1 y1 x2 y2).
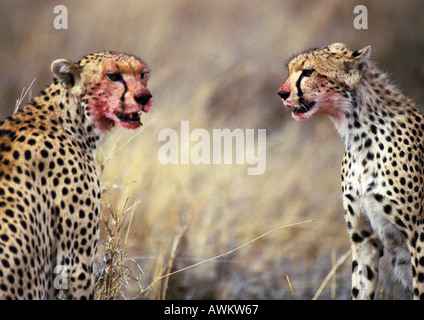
51 59 82 89
351 45 371 62
329 42 347 49
344 45 371 86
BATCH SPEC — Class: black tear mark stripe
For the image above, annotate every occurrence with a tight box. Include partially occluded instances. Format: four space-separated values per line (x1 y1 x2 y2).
296 73 304 97
120 78 128 110
296 71 308 97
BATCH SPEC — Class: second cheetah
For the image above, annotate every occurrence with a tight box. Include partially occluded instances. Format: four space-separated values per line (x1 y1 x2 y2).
0 51 152 299
278 43 424 300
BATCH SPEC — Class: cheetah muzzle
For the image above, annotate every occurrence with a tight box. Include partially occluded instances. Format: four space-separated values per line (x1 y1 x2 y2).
290 98 316 115
115 110 142 123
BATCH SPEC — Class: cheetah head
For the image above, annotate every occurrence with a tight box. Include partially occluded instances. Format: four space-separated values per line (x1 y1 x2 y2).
51 51 152 132
277 43 371 124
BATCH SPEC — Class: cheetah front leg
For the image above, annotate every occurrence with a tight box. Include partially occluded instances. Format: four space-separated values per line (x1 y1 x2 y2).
408 236 424 300
61 260 95 300
52 250 94 299
54 230 98 300
344 199 383 299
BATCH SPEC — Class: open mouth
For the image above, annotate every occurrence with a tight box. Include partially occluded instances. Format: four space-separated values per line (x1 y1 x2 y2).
115 111 141 123
292 99 315 114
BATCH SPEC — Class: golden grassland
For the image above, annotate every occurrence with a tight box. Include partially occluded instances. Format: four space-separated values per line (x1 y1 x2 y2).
1 0 423 299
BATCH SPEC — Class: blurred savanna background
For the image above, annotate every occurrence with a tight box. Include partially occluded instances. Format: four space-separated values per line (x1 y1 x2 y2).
1 0 424 300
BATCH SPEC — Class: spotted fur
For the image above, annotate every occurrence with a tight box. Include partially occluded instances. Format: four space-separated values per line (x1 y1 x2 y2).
0 51 152 299
278 43 424 300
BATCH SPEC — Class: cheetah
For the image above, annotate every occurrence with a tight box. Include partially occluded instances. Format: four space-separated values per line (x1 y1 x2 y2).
278 43 424 300
0 51 152 299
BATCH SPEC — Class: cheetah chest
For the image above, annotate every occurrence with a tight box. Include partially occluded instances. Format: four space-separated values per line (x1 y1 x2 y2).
342 146 394 228
344 150 380 197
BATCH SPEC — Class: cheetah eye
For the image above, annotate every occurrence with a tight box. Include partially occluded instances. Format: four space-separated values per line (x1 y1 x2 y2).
140 72 148 80
106 73 122 82
301 69 314 77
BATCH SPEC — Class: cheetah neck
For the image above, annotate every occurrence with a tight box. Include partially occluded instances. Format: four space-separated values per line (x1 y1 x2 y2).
29 83 104 151
335 67 416 152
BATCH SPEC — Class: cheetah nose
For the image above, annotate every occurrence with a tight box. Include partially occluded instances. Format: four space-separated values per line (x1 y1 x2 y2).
134 93 152 106
277 90 290 101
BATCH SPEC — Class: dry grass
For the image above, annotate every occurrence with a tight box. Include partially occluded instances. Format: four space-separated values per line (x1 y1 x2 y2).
1 0 423 300
93 199 137 300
